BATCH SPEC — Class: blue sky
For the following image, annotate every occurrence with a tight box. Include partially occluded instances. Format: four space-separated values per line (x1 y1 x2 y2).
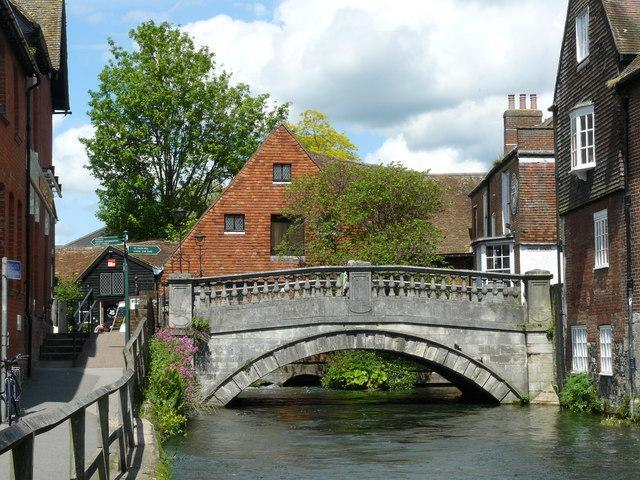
54 0 566 244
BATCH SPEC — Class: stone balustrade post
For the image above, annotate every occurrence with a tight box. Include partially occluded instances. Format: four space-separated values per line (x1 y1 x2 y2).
347 260 372 314
168 273 193 330
523 270 557 404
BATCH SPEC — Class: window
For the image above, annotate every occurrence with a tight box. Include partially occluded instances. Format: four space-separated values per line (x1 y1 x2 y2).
482 189 488 236
594 209 609 269
570 105 595 172
271 215 304 256
572 325 588 373
100 272 124 296
224 214 245 233
599 325 612 375
485 244 511 273
490 213 496 237
472 206 478 238
501 172 511 234
273 164 292 183
576 9 590 63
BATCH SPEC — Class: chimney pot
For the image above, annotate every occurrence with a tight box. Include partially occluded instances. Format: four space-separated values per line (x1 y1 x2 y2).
508 94 515 110
519 94 527 110
530 94 538 110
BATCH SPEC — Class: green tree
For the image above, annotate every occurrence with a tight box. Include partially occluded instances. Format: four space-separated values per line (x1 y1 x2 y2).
279 161 445 266
83 21 288 240
53 279 84 318
289 110 359 160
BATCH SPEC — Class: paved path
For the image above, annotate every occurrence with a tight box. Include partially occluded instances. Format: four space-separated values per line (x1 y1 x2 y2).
0 332 127 478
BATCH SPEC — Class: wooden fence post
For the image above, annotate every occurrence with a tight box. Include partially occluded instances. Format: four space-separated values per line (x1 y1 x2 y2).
119 384 133 469
96 396 110 480
69 408 85 480
10 434 34 480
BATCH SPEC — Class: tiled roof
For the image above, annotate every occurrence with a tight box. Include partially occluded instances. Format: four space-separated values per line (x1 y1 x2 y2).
603 0 640 55
431 173 486 255
608 54 640 87
56 241 178 282
61 226 109 248
10 0 64 69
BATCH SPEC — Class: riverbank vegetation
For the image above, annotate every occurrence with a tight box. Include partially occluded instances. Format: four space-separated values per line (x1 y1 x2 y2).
321 350 426 391
559 373 604 414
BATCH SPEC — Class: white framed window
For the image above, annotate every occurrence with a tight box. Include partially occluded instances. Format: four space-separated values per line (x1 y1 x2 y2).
593 209 609 269
599 325 612 376
491 213 496 237
576 8 590 63
485 244 511 273
570 105 595 173
482 189 488 237
501 172 511 234
572 325 588 373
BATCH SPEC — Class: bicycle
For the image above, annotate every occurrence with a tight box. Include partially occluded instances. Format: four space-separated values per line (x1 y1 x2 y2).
1 354 27 425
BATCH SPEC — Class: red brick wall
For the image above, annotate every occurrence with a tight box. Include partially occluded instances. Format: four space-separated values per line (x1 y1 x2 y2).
561 192 627 396
164 126 321 278
516 128 555 151
0 29 56 359
626 81 640 310
517 162 557 244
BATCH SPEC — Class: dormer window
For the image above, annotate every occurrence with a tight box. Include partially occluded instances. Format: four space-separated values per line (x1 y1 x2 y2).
576 9 589 63
570 105 595 178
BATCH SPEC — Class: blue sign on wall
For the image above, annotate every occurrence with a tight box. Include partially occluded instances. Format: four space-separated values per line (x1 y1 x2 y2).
6 260 21 280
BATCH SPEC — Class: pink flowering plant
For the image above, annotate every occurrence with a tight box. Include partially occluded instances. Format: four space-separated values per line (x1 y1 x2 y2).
146 328 199 441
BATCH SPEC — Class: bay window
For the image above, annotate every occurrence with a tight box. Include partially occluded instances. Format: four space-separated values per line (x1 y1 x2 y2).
570 105 595 174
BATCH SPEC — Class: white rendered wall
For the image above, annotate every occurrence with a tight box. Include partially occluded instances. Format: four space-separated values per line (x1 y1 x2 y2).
519 244 559 284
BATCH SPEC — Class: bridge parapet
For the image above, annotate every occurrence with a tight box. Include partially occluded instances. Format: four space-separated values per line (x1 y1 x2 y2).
169 266 546 323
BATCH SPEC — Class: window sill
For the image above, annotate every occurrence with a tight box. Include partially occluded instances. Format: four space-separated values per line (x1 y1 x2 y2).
224 231 245 236
577 56 590 71
570 165 595 181
270 255 305 262
272 181 291 186
571 370 588 375
593 264 609 272
599 372 613 377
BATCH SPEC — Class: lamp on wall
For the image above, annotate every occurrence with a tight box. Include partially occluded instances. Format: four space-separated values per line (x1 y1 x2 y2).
194 232 206 277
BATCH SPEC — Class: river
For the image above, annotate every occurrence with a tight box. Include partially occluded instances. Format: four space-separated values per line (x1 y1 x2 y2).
167 387 640 479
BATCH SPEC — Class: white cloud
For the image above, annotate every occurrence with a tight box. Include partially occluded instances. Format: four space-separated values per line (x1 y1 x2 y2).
365 134 485 174
53 124 99 194
183 0 565 171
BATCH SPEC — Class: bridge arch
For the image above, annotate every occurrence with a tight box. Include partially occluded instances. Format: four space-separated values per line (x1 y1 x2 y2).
204 329 523 406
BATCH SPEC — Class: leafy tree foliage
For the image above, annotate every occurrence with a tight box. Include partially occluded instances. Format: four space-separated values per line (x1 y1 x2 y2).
279 161 445 266
289 110 359 160
53 279 84 317
83 22 288 240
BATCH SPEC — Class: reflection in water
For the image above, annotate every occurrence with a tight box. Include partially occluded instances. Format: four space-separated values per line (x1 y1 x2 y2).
167 387 640 480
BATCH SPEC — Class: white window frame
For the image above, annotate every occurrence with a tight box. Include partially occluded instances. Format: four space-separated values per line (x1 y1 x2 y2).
491 213 496 237
599 325 612 376
571 325 588 373
484 243 513 274
482 189 488 237
570 105 596 175
576 8 590 63
593 209 609 269
501 172 511 234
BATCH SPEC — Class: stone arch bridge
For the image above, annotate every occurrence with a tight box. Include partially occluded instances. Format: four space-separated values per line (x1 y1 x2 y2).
167 265 556 406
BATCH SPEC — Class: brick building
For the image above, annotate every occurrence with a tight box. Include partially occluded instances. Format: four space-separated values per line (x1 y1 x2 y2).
469 94 558 281
163 125 480 279
0 0 68 368
553 0 640 403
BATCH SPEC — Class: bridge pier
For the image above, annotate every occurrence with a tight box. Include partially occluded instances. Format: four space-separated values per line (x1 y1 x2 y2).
167 266 558 406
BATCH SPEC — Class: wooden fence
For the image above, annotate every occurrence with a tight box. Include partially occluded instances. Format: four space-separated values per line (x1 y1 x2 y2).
0 316 154 479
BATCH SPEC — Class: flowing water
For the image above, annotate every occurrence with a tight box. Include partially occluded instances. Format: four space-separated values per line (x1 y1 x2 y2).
167 387 640 480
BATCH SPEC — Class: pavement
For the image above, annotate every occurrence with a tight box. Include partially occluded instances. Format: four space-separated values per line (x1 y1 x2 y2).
0 331 159 479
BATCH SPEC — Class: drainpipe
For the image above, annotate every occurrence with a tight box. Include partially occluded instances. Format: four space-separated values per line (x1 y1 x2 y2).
25 73 41 377
622 97 637 413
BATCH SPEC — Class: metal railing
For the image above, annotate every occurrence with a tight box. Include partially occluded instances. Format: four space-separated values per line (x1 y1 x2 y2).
0 316 153 479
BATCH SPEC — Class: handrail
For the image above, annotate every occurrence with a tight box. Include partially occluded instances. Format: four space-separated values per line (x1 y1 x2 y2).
72 288 94 325
0 315 153 479
172 265 554 284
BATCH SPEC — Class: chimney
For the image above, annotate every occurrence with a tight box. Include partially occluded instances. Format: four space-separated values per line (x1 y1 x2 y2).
503 93 544 154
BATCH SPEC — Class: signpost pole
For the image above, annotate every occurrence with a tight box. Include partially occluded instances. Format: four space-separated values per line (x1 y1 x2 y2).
123 231 130 344
1 258 7 422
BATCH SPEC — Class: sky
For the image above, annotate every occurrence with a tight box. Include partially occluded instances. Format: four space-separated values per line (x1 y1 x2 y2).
54 0 567 245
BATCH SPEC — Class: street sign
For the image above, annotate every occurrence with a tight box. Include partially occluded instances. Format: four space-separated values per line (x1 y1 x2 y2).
5 260 21 280
91 236 123 246
127 245 161 255
107 258 117 268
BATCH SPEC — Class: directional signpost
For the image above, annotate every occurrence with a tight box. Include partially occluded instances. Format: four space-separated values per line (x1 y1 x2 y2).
91 236 123 247
127 245 161 255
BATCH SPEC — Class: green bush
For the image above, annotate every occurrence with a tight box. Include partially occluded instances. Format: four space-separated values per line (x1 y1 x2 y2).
321 350 422 391
191 316 209 333
559 373 604 414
